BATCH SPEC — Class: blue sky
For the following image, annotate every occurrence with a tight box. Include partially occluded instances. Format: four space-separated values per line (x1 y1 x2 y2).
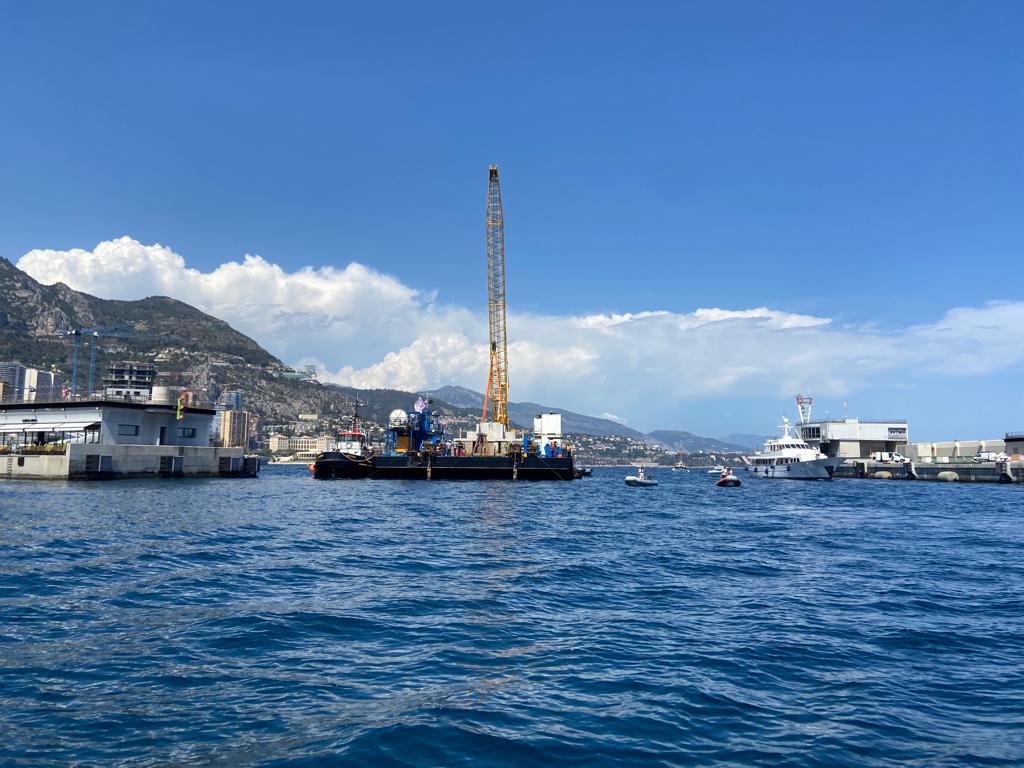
3 2 1023 439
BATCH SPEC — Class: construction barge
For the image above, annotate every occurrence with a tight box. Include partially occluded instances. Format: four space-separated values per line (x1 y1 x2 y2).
313 402 576 481
315 164 578 482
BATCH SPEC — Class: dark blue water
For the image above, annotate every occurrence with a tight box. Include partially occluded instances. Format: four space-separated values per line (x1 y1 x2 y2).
1 467 1022 766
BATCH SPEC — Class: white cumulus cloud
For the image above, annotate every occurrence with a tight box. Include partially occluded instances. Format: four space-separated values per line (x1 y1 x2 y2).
17 236 1024 429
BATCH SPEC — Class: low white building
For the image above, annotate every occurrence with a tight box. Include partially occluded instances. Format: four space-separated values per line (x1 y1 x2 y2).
0 398 258 480
797 418 909 459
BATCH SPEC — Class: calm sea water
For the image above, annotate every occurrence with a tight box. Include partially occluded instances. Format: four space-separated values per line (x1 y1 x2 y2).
1 466 1022 766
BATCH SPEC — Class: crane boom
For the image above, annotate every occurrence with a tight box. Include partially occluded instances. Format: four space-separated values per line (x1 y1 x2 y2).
482 165 510 426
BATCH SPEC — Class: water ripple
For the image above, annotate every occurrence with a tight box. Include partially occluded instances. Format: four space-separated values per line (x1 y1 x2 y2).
1 467 1022 766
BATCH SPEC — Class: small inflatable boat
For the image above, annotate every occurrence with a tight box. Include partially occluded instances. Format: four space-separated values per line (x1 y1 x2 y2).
716 468 741 487
625 466 658 487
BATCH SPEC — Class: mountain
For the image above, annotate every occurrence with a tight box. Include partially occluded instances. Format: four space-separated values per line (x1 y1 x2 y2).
645 430 750 454
719 433 772 451
427 385 483 410
431 385 753 452
0 256 279 371
431 385 648 439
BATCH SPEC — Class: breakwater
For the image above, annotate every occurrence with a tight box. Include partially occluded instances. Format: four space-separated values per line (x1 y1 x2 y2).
835 460 1023 483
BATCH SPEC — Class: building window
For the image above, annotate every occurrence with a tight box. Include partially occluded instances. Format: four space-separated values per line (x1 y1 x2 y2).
117 424 139 436
177 427 197 438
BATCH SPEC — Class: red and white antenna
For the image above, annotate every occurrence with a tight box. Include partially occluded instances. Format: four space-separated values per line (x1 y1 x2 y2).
795 393 814 424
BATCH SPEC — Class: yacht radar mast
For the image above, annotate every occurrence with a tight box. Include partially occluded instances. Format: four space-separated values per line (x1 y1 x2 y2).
795 393 814 425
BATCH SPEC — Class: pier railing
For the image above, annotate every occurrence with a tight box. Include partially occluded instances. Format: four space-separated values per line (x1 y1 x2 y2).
0 393 216 409
809 418 907 424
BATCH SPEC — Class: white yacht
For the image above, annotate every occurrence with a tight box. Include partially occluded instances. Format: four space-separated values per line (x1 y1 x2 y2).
747 417 844 480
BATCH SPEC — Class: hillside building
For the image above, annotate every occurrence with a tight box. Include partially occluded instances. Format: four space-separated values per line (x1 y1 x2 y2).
268 434 333 453
211 391 246 443
23 369 63 402
0 361 27 402
221 391 244 410
102 362 157 399
220 410 256 449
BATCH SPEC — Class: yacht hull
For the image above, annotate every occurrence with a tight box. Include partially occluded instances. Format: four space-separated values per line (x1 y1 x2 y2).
746 457 844 480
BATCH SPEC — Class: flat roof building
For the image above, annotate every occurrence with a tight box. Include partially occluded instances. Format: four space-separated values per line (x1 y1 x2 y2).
0 399 257 480
797 418 909 459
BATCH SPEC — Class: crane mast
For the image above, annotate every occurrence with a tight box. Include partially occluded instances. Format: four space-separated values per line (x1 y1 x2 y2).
482 164 510 426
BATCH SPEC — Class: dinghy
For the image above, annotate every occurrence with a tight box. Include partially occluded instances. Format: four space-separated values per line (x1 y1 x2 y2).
625 466 658 487
716 467 741 487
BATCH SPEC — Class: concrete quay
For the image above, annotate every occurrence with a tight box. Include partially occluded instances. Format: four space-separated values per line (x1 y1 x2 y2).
835 460 1023 484
2 444 259 481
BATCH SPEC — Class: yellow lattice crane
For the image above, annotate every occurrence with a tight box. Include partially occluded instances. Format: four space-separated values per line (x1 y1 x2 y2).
481 165 509 426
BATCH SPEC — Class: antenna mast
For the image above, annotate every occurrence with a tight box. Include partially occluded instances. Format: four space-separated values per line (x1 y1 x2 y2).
795 393 814 424
482 165 510 426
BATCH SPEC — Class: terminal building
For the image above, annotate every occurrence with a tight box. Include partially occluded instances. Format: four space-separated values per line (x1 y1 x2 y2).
0 395 258 480
797 418 909 459
791 394 909 459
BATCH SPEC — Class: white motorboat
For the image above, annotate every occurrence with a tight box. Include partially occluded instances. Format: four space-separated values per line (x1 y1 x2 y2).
625 466 658 487
747 417 844 480
707 464 725 474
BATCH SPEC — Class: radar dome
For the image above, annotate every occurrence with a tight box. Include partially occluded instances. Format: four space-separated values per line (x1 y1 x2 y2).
388 409 408 426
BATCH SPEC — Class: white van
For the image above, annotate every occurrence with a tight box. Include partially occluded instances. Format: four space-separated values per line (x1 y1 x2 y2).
871 451 909 464
974 452 1010 463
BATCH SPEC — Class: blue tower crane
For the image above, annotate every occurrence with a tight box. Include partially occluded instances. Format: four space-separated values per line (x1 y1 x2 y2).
60 324 136 398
